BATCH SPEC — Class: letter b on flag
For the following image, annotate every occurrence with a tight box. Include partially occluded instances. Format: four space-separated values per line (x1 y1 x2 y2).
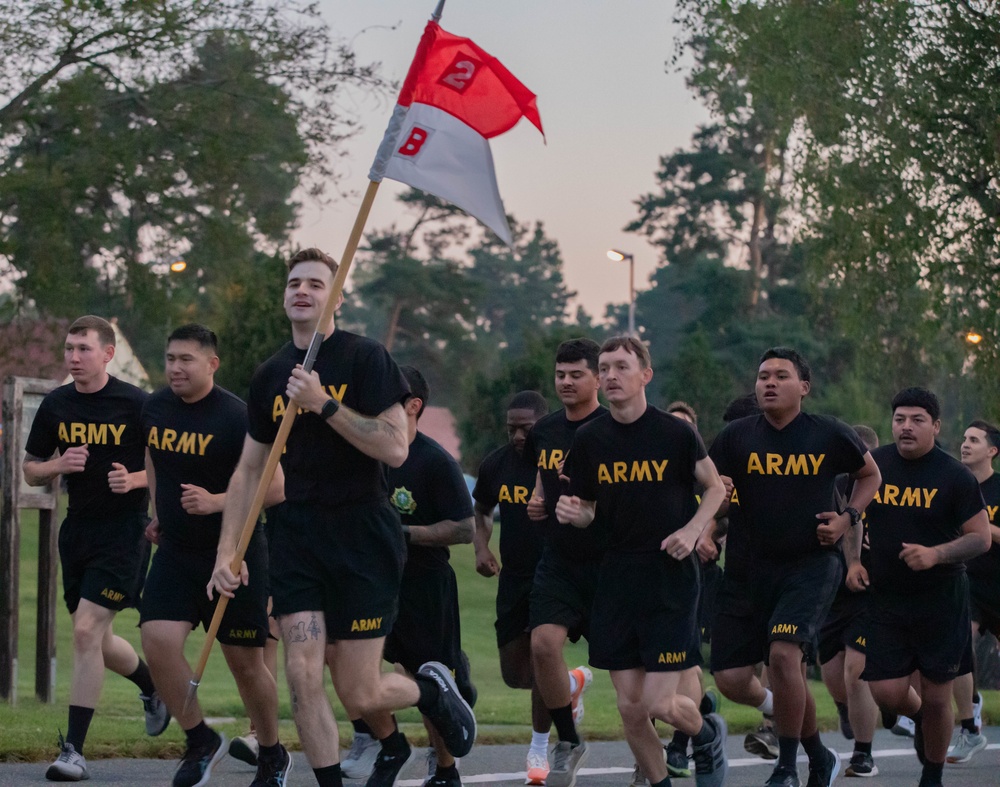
398 126 430 157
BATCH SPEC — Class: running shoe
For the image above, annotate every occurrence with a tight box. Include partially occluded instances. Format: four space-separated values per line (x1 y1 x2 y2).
525 750 549 785
251 744 292 787
946 729 987 763
417 661 477 758
140 691 171 736
229 732 259 766
845 751 877 777
45 735 89 782
569 666 593 725
665 739 691 778
803 745 840 787
367 743 417 787
547 740 589 787
173 730 228 787
691 713 727 787
341 732 381 779
744 720 779 760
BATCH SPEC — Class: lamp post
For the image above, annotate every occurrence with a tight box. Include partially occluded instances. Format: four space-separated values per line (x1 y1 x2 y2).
606 249 635 336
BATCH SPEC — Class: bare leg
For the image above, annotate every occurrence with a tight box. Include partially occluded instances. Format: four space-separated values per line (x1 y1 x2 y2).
844 648 878 743
70 601 120 707
222 644 279 746
768 641 808 739
140 620 201 729
530 624 572 709
919 675 954 764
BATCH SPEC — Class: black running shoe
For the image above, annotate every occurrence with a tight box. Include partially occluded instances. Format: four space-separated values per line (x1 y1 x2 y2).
251 745 292 787
804 746 840 787
765 766 801 787
366 742 416 787
416 661 477 758
173 731 228 787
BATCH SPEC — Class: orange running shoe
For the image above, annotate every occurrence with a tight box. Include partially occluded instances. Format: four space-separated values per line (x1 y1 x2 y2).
569 666 593 725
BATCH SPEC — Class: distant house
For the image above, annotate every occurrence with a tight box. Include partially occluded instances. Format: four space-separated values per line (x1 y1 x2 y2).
420 405 462 462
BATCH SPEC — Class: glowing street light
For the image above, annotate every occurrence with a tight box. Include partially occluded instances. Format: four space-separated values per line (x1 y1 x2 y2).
965 331 983 345
606 249 635 336
169 260 187 273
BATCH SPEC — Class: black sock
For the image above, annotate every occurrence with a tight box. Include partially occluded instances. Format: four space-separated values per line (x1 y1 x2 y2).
961 717 977 733
801 731 826 764
313 763 344 787
854 741 872 755
778 736 799 770
651 778 672 787
692 717 714 747
184 721 216 749
672 727 691 749
415 674 440 714
259 742 283 762
380 730 409 755
836 701 848 718
920 760 944 785
351 718 375 736
435 763 460 779
549 704 579 745
699 693 714 715
66 705 95 754
126 659 157 697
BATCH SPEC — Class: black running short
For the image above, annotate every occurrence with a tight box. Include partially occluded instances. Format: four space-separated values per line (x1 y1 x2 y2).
384 562 463 676
698 561 722 644
757 550 843 666
968 576 1000 639
269 499 405 641
818 585 869 664
863 575 972 685
528 547 600 642
495 570 535 648
589 552 702 673
710 571 766 673
140 532 269 647
59 512 150 614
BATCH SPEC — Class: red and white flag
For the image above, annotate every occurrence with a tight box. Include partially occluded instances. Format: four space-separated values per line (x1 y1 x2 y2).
369 21 544 246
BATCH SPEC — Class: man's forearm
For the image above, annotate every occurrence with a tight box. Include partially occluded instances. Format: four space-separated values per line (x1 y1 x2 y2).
409 517 475 547
327 404 407 467
473 509 494 552
844 521 863 565
935 533 989 565
23 457 59 486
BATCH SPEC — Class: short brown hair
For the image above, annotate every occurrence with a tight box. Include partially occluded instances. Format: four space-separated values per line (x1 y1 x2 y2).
667 400 697 425
286 247 339 277
599 335 651 369
68 315 116 347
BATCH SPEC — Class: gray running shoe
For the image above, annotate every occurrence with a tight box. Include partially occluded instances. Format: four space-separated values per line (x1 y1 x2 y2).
744 720 779 760
342 732 382 779
46 737 89 782
946 729 987 763
547 740 589 787
891 715 915 737
627 762 649 787
691 713 728 787
140 691 171 736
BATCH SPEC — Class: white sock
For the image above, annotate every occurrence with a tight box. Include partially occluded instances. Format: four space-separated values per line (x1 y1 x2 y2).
530 730 550 755
568 671 579 696
756 688 774 716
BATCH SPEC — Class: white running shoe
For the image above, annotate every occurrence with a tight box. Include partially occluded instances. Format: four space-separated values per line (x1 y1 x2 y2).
46 738 89 782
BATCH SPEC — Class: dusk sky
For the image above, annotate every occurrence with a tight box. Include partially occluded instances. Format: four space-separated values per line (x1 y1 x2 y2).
298 0 709 318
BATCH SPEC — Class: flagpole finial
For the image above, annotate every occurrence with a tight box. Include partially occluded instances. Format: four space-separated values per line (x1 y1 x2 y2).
431 0 446 21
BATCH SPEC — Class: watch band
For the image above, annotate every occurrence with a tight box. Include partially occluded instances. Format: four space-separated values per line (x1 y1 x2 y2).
320 397 340 421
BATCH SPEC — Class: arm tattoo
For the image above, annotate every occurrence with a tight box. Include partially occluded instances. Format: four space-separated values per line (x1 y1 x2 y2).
936 533 988 565
844 521 863 564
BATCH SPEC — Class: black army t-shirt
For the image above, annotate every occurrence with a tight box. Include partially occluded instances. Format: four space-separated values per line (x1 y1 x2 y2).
388 432 474 571
25 376 147 519
867 444 985 592
966 473 1000 582
524 406 608 559
568 406 707 554
142 385 248 552
710 412 867 562
474 443 543 576
247 330 409 509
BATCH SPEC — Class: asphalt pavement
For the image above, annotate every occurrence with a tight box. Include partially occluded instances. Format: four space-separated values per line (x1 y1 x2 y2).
2 727 998 786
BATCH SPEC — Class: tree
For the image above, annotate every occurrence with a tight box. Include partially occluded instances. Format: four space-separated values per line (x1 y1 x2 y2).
0 1 388 370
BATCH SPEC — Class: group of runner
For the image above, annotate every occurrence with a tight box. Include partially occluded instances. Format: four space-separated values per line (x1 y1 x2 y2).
21 246 999 787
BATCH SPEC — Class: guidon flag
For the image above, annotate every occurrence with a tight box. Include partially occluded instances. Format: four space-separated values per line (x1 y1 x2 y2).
369 21 544 246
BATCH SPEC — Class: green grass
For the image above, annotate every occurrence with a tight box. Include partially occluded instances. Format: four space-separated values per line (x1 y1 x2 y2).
2 508 998 761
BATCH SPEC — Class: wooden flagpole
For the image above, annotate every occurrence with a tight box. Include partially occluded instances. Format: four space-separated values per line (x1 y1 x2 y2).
185 179 381 709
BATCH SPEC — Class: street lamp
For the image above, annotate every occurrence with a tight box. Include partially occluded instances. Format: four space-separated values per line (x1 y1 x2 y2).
169 260 187 273
607 249 635 336
965 331 983 345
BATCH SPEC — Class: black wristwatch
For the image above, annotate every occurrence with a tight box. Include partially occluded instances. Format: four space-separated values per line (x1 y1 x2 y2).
844 506 862 526
320 397 340 421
